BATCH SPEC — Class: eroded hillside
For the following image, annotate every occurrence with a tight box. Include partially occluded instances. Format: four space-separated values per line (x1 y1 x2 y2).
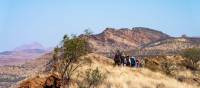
141 37 200 55
82 27 169 54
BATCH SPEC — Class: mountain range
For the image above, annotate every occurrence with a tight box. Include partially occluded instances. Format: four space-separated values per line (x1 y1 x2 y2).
0 42 51 66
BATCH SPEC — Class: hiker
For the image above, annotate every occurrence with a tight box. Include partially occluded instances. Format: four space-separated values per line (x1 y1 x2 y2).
130 56 136 67
125 55 131 66
135 58 141 68
121 53 126 66
114 50 122 66
124 54 127 65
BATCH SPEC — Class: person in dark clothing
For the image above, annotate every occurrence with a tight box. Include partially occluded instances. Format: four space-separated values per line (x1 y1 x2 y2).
121 53 126 66
125 55 131 66
123 55 127 66
114 50 122 66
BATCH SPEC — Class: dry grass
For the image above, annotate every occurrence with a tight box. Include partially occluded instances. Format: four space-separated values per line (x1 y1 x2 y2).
70 53 198 88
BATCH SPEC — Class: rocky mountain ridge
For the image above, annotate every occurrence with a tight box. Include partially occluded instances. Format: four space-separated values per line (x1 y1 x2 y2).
81 27 200 56
84 27 170 54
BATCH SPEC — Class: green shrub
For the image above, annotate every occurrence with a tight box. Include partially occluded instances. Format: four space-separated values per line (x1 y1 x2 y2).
161 62 177 76
52 33 91 86
79 67 106 88
181 48 200 70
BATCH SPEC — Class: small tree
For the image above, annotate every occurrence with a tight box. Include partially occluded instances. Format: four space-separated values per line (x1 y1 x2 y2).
181 48 200 70
52 34 90 86
84 29 93 36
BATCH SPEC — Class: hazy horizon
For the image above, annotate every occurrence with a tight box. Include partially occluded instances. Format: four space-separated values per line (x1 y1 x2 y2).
0 0 200 51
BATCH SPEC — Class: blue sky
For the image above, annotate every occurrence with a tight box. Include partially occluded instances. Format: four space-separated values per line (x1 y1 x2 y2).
0 0 200 51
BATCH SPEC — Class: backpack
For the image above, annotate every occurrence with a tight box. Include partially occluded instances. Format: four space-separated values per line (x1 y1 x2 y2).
130 57 136 67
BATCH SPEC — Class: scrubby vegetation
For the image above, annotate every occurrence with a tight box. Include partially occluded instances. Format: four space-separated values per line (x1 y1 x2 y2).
180 48 200 85
181 48 200 70
78 67 106 88
51 33 90 86
44 29 98 87
161 62 176 76
143 55 200 86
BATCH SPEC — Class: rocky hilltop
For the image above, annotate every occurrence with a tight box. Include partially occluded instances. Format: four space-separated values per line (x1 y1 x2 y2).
84 27 170 54
82 27 200 56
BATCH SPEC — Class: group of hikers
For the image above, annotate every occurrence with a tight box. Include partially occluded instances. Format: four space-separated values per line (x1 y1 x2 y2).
113 50 141 67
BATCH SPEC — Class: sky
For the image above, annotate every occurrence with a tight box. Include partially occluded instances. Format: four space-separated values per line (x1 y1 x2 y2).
0 0 200 51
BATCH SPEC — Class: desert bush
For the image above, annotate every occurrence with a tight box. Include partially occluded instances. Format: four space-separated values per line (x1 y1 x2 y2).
143 59 161 71
161 62 177 76
52 33 90 86
181 48 200 70
78 67 106 88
